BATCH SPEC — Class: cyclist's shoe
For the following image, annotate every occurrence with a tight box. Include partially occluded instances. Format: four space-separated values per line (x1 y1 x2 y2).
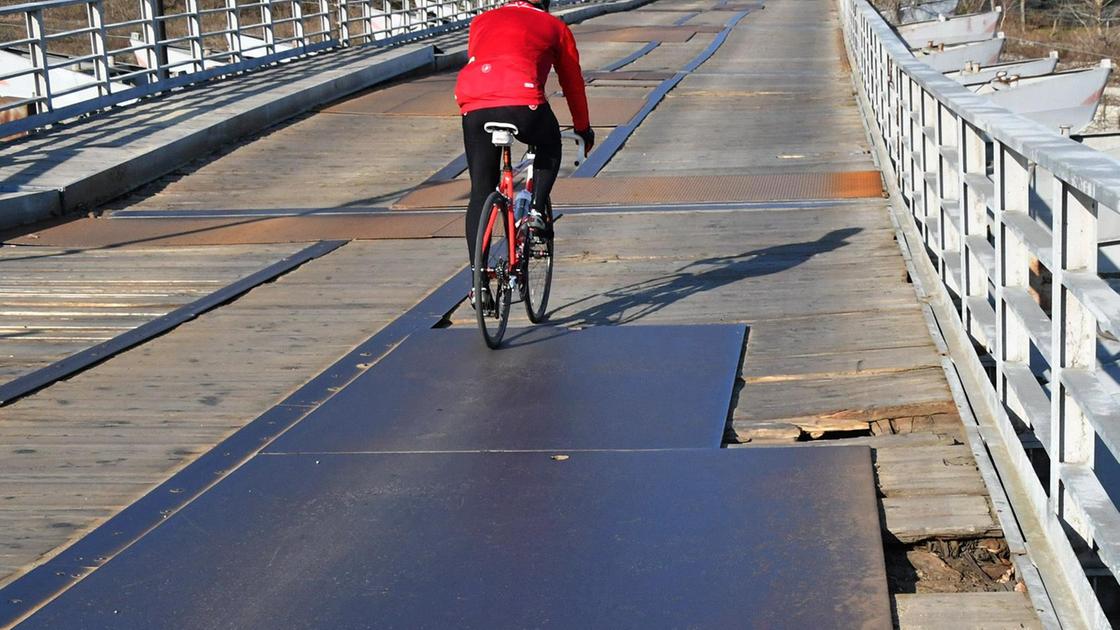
469 286 494 313
526 209 553 241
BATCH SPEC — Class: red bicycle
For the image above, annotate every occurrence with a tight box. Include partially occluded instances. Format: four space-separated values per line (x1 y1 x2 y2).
472 122 584 348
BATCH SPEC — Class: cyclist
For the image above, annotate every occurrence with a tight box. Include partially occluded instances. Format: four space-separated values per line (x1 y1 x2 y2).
454 0 595 285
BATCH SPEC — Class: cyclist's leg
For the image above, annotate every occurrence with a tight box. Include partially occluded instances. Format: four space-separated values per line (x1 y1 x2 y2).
462 108 507 265
517 104 562 213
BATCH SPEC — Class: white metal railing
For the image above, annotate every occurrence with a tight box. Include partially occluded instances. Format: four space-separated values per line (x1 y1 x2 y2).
843 0 1120 627
0 0 573 137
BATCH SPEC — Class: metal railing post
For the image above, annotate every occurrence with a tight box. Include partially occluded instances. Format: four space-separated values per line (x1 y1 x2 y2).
960 122 990 349
994 144 1031 427
186 0 205 73
25 9 52 113
225 0 244 64
141 0 170 82
87 0 113 96
319 0 333 43
339 0 352 44
361 0 375 42
938 104 961 292
261 0 277 55
291 0 307 48
1051 181 1099 545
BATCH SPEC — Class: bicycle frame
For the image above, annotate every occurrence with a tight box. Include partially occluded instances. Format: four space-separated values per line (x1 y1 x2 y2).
481 144 535 277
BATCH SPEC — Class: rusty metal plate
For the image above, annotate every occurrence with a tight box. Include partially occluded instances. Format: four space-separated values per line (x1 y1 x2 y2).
267 324 744 452
395 171 885 209
573 26 703 42
2 214 462 247
17 449 889 629
553 95 647 126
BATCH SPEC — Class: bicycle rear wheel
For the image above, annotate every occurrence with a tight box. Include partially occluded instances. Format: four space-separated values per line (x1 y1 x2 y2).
522 198 554 323
473 191 512 349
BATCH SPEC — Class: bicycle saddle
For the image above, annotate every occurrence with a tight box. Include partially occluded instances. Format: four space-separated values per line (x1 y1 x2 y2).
483 122 519 134
484 122 518 147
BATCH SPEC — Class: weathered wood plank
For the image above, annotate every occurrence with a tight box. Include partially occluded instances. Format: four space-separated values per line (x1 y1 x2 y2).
895 593 1042 629
731 368 955 425
0 244 305 378
876 446 988 498
883 495 1001 543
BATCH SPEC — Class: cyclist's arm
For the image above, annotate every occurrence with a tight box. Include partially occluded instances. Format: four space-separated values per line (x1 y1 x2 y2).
553 23 590 132
465 20 478 59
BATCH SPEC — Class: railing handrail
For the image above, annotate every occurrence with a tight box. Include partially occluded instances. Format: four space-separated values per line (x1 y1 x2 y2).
0 0 94 18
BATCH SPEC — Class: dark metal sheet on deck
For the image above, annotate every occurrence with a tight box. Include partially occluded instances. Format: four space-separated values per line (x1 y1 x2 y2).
586 69 677 82
267 324 745 453
18 449 890 629
571 25 714 42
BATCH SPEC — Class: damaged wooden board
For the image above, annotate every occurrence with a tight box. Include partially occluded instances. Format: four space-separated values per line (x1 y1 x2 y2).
730 367 957 430
882 495 1001 543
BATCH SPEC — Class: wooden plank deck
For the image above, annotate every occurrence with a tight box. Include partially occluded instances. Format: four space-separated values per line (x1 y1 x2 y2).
0 0 1046 625
0 240 463 584
0 244 302 380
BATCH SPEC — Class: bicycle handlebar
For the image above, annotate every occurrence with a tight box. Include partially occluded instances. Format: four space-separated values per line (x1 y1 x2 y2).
560 130 587 167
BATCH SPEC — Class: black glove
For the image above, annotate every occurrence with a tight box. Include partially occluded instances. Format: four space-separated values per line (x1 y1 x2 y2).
575 127 595 157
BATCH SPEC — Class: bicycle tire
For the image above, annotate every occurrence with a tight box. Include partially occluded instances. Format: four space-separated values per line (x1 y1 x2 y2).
473 191 512 349
522 197 553 323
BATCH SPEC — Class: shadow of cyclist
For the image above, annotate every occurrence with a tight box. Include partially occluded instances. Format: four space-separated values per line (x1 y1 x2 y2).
551 227 863 326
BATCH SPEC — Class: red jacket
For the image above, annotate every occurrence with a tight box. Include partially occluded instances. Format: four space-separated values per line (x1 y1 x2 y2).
454 1 590 131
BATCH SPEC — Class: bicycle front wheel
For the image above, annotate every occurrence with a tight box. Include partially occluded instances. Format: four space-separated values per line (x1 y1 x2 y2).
522 198 554 323
473 192 512 349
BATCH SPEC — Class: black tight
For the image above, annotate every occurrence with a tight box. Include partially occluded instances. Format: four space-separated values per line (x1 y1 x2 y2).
462 104 562 265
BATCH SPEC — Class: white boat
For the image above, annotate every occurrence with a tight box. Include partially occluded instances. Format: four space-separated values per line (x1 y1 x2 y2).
913 35 1004 72
898 9 1002 48
900 0 959 24
944 52 1058 88
0 49 129 109
976 61 1112 134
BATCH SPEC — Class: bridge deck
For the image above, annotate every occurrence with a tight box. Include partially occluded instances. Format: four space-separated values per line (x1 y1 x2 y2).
0 0 1043 626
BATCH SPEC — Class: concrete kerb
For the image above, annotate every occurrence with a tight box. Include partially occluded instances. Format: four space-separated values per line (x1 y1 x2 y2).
0 190 62 226
0 0 655 232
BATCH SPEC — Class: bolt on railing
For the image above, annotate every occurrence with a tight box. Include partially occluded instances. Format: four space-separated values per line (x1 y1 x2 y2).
844 0 1120 626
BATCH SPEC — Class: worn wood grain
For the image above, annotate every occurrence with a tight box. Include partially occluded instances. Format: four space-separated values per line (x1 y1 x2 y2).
895 592 1042 629
883 495 1002 543
0 244 303 380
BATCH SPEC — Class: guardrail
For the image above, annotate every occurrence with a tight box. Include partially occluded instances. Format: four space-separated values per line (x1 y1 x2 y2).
843 0 1120 627
0 0 562 137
